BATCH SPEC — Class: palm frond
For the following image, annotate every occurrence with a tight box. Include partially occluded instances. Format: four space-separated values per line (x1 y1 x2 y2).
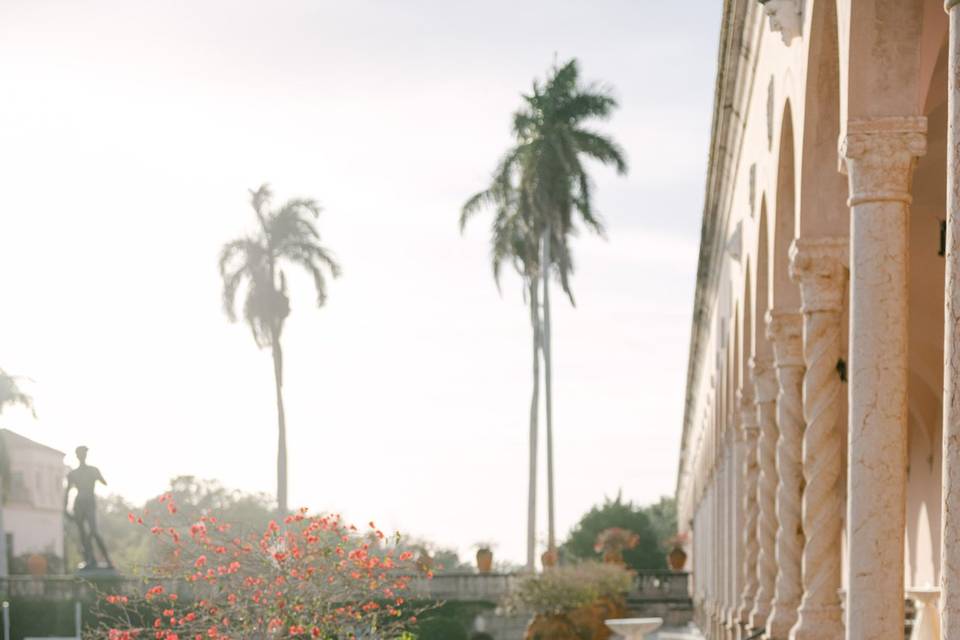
0 370 35 417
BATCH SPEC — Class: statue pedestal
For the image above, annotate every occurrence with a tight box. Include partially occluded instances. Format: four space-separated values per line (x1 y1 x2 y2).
75 565 120 580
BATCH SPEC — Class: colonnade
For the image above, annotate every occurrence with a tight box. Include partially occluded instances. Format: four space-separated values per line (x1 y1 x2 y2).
682 3 960 640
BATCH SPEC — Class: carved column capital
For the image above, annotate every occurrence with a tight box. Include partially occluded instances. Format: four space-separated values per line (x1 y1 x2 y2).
840 117 927 206
751 356 778 405
789 237 849 313
948 0 960 11
766 309 804 367
759 0 802 45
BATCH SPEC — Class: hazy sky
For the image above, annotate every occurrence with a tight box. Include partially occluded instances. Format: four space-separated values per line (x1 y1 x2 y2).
0 1 721 564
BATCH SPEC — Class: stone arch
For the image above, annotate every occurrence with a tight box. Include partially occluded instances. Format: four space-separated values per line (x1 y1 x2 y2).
771 101 800 310
741 258 753 383
901 13 948 590
755 199 772 359
797 0 847 237
839 0 939 124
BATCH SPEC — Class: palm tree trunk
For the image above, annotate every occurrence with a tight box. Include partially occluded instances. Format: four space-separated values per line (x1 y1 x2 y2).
526 276 541 572
540 230 556 555
270 326 288 515
0 482 7 577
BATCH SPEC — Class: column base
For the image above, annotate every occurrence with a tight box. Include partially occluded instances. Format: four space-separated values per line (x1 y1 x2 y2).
788 603 843 640
764 604 798 640
749 603 771 631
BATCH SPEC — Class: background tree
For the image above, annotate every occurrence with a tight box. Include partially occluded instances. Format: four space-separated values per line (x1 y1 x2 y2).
219 184 340 514
0 369 35 576
66 476 276 572
561 494 676 572
467 58 627 557
461 177 543 571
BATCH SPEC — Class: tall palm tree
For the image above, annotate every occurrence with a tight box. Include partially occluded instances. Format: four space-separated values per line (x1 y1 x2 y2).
467 59 627 559
461 180 543 571
0 369 35 576
219 184 340 515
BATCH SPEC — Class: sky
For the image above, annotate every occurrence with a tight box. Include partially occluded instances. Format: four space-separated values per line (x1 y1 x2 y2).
0 1 721 565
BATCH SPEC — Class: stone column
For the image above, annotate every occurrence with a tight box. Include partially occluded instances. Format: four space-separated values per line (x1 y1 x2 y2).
788 238 848 640
840 115 926 640
765 309 805 640
750 356 779 631
727 434 740 639
944 3 960 636
738 378 761 628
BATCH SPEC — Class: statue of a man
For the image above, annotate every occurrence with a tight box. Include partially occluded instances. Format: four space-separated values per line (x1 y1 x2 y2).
64 445 113 570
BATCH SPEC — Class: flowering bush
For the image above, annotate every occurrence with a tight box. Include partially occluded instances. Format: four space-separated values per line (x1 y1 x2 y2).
593 527 640 556
505 561 632 616
87 494 427 639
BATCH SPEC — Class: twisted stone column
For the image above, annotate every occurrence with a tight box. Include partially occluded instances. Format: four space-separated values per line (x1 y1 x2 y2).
944 2 960 636
840 115 926 640
738 378 761 627
788 238 848 640
750 356 779 631
765 310 805 640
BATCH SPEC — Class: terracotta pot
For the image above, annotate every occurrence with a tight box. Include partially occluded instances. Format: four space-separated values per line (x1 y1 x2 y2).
568 596 627 640
524 613 579 640
540 548 558 569
26 554 48 577
476 548 493 573
668 545 688 571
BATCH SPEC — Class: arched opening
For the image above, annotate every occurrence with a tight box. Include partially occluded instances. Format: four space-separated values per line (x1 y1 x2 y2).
798 0 847 238
904 27 948 589
756 200 772 360
771 102 800 312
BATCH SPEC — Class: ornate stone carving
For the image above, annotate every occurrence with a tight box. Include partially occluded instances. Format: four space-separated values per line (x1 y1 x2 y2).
840 117 927 205
788 238 848 640
761 0 802 45
737 376 761 626
765 309 805 640
750 355 778 630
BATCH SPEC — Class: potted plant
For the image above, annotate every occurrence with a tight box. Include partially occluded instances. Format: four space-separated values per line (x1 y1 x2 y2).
474 542 495 573
665 532 689 571
594 527 640 565
505 561 632 640
540 547 559 570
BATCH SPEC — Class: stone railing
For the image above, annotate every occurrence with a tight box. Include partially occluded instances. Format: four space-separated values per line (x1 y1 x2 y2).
632 571 691 601
1 570 691 605
409 572 520 602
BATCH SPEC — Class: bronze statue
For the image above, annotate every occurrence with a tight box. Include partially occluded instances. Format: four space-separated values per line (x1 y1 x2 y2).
64 445 113 570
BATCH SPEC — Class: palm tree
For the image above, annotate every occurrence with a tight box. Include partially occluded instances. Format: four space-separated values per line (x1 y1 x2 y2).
0 369 35 576
466 59 627 560
219 184 340 515
461 180 543 571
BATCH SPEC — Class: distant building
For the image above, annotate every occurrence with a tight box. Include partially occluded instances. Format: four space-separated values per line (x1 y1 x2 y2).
1 429 65 572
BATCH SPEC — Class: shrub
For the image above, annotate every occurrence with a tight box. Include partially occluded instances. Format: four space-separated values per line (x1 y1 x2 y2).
505 561 632 616
85 492 427 639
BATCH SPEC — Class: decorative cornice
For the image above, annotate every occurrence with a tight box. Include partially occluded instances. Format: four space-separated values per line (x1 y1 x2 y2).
789 237 849 313
839 116 927 206
760 0 802 45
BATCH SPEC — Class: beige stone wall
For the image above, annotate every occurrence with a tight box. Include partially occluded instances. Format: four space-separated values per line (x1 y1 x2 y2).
675 1 952 637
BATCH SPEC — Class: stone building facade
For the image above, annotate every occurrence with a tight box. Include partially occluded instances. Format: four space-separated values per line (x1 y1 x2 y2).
675 1 960 638
1 429 65 573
